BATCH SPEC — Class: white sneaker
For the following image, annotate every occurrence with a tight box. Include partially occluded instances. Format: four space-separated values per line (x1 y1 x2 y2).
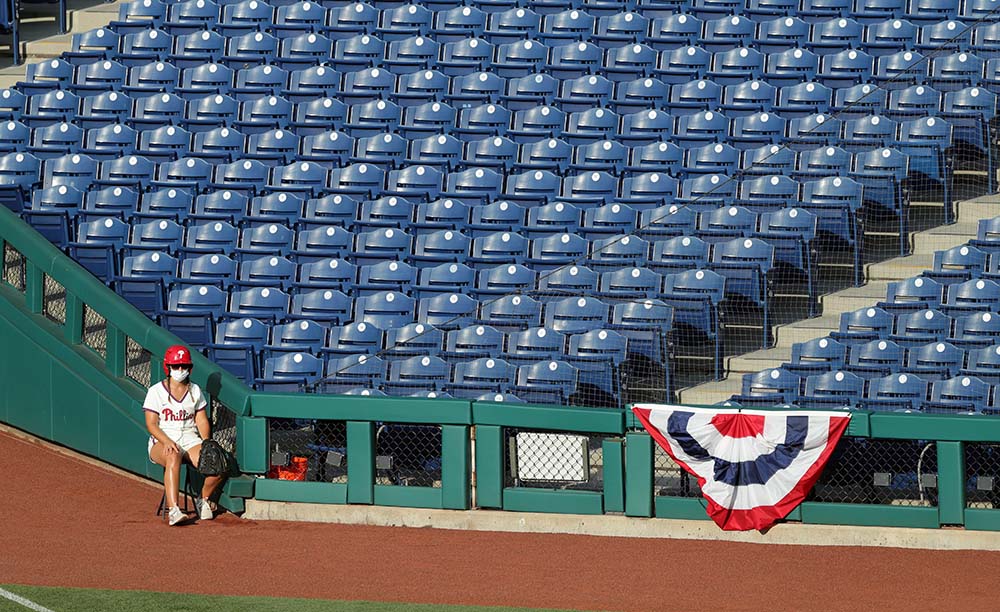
196 498 214 521
168 506 189 526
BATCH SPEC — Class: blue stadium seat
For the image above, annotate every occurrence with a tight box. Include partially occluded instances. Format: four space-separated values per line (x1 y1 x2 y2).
400 103 458 141
513 137 571 173
417 292 479 329
119 31 174 69
611 76 671 115
734 367 802 406
846 339 906 379
82 123 137 160
808 17 865 56
873 49 928 90
665 78 722 117
477 293 543 330
438 37 494 77
322 354 387 394
831 305 894 345
754 15 810 54
886 85 942 122
126 218 185 257
782 337 848 378
384 355 451 395
257 352 323 391
862 17 918 56
525 232 588 271
294 257 356 291
512 360 577 404
441 324 504 361
923 375 988 414
383 321 444 359
483 7 541 46
798 370 863 410
580 203 637 240
354 290 415 329
817 48 874 88
597 267 661 301
710 237 774 346
647 13 701 50
890 308 951 348
699 15 755 53
737 144 795 180
159 284 226 346
228 286 291 322
375 3 432 42
66 28 120 66
137 125 192 162
412 198 470 234
289 288 352 324
177 253 238 289
763 47 819 88
503 326 565 366
864 372 929 412
323 1 378 39
660 268 725 377
706 47 764 87
730 111 786 150
655 45 711 84
275 32 334 70
649 235 710 274
356 260 418 296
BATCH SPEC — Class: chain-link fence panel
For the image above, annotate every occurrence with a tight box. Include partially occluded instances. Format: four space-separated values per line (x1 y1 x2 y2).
375 424 441 487
42 274 66 326
267 418 348 483
966 443 1000 509
82 304 107 358
3 242 25 293
125 336 151 388
503 428 609 492
809 438 937 507
653 443 701 498
210 397 238 457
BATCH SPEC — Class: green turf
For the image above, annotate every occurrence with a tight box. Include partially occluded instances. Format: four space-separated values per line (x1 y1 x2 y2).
0 585 577 612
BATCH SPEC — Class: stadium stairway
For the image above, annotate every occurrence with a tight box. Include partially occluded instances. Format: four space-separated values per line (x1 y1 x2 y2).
679 193 1000 406
0 0 123 88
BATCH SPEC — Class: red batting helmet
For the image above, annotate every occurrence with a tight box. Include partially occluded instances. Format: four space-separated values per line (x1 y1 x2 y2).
163 344 194 376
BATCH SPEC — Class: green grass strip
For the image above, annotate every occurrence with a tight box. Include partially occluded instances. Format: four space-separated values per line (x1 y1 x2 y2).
0 584 579 612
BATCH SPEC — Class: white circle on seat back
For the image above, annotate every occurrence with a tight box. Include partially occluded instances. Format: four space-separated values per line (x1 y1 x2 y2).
819 338 828 348
770 369 780 379
293 353 303 363
549 361 558 371
924 310 934 319
261 288 271 298
449 294 459 303
866 308 876 317
577 298 587 307
914 278 923 287
695 270 705 280
421 356 431 366
323 291 332 299
199 287 208 295
835 372 844 381
936 343 946 353
512 296 521 305
358 322 367 331
962 377 971 386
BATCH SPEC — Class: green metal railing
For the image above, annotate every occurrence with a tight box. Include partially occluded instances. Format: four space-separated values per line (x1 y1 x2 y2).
3 204 1000 529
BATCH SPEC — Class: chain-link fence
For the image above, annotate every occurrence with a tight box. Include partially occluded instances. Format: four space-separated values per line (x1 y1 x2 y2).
808 438 938 506
267 418 348 483
42 274 65 326
503 428 609 492
653 444 701 499
375 424 442 487
966 443 1000 509
210 397 238 457
124 336 151 388
3 242 25 293
81 304 107 358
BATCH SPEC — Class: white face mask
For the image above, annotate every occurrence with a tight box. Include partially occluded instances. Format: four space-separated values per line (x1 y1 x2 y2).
169 368 189 382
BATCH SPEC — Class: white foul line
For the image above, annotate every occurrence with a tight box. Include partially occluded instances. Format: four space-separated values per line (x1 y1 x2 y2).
0 587 57 612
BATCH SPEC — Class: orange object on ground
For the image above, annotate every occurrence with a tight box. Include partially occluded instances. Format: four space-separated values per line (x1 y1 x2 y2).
278 456 308 481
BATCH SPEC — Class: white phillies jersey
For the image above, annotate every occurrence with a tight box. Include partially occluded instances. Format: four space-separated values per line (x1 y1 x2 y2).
143 381 207 438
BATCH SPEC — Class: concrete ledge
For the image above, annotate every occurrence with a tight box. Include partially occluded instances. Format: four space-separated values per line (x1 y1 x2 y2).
244 499 1000 551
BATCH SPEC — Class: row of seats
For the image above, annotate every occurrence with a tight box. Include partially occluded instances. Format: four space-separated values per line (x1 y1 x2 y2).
0 99 963 169
737 368 1000 414
2 147 909 207
35 30 1000 89
257 352 592 404
104 0 1000 51
107 0 1000 24
211 317 638 395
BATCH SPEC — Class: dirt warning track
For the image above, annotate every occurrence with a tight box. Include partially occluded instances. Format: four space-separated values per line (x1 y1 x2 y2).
0 429 996 612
